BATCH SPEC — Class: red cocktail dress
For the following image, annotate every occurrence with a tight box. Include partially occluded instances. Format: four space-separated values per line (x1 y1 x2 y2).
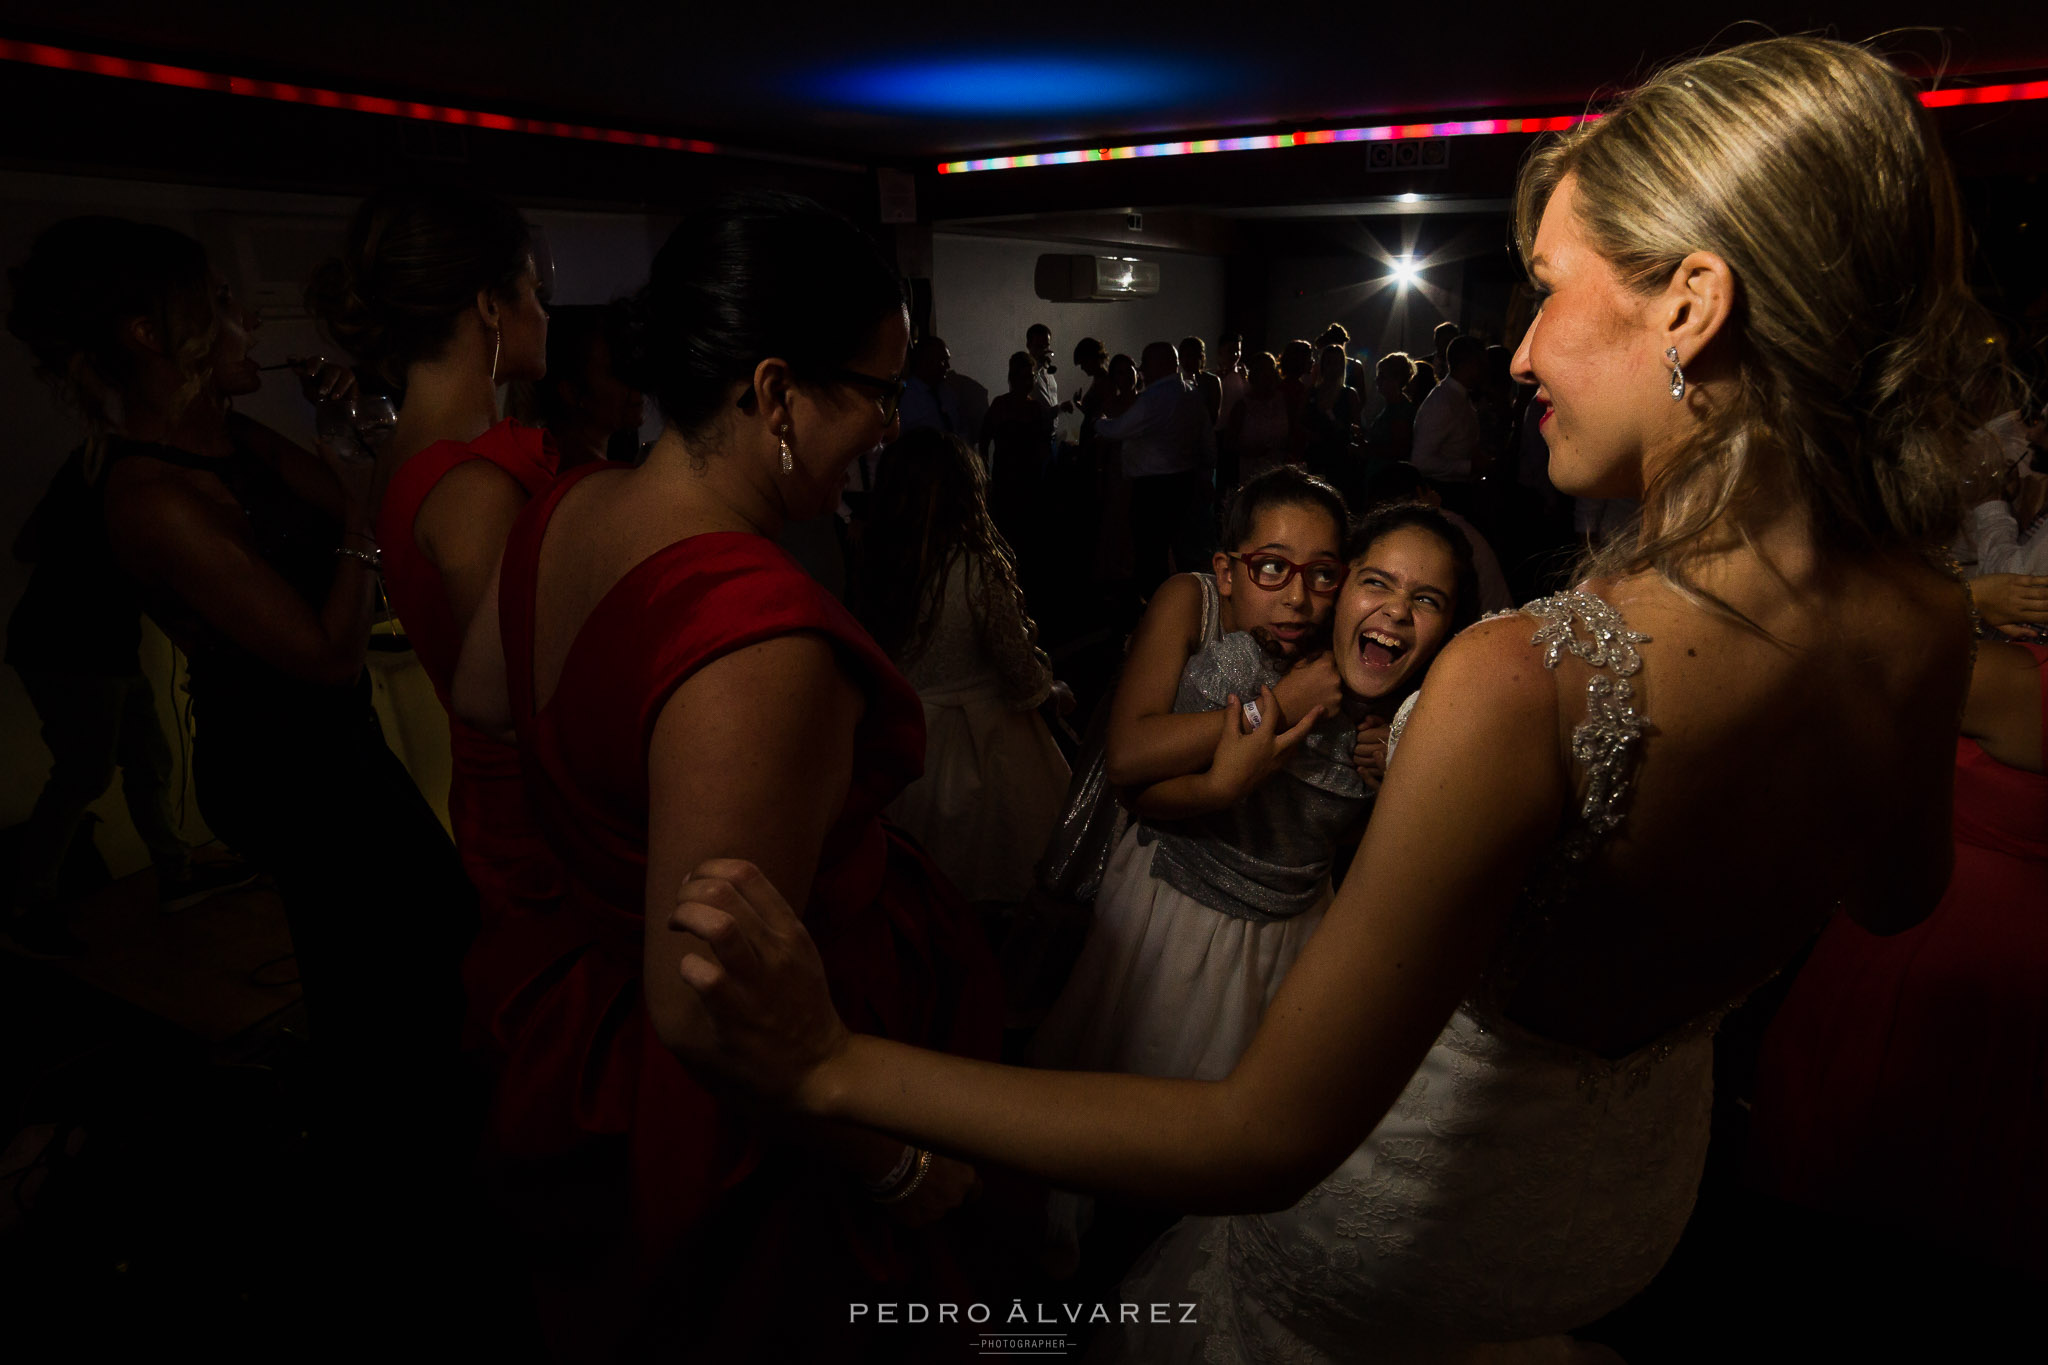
1748 643 2048 1276
376 419 563 920
471 463 1002 1347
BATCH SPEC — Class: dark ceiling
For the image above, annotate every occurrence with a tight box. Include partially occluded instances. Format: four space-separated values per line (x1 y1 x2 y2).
5 2 2048 163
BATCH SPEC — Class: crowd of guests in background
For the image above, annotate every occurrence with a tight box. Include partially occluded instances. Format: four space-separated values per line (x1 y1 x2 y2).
880 312 1541 653
3 35 2046 1355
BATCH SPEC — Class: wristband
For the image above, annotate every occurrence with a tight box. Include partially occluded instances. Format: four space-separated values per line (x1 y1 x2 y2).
865 1145 917 1197
875 1148 934 1205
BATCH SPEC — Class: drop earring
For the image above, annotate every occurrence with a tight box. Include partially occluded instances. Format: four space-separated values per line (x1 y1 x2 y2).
778 427 794 475
489 326 502 385
1665 346 1685 401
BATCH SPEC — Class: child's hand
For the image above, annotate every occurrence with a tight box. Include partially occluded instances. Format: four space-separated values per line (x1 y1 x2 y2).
1353 720 1391 792
1273 652 1343 728
1209 686 1322 802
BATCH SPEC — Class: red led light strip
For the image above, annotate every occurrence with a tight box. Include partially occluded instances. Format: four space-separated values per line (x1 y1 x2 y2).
937 76 2048 174
1918 77 2048 108
0 37 856 168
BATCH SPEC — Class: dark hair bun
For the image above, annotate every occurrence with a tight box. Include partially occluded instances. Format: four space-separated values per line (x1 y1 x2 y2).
308 186 531 385
622 191 903 434
6 216 212 420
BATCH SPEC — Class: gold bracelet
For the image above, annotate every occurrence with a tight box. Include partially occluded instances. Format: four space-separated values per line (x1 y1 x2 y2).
875 1148 933 1205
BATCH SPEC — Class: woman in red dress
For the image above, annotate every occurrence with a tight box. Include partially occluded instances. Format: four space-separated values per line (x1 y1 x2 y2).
1748 637 2048 1277
454 192 1002 1358
310 188 562 925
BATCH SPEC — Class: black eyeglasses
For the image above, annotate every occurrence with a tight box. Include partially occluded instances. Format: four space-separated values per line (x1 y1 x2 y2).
733 367 907 425
825 367 906 425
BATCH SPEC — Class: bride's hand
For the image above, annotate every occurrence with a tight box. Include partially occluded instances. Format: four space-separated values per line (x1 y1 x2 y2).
669 858 851 1109
1971 573 2048 629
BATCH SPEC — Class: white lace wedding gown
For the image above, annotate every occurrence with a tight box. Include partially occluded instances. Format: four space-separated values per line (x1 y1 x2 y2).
1103 593 1722 1364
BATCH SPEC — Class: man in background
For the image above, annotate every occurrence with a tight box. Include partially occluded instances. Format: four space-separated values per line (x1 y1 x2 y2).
1411 334 1486 512
1098 341 1216 596
898 335 963 436
1180 335 1222 426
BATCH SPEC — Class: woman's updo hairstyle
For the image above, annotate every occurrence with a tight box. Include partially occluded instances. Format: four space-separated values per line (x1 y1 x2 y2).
6 216 219 448
308 186 532 388
1515 36 2011 588
617 191 904 438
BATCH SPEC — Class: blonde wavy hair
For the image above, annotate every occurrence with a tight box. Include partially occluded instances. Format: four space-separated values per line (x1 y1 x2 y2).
1514 37 2012 594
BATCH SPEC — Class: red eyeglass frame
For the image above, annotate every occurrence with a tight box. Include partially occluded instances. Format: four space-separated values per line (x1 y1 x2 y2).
1225 551 1346 595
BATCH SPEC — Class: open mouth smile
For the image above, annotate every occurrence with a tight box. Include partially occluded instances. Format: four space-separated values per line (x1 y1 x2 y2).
1357 627 1407 671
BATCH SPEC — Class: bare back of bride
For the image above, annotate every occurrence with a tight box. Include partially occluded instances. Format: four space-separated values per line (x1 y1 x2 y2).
662 36 2006 1364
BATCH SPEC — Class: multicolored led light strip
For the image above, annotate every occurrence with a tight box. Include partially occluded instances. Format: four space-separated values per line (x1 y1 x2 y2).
0 37 850 170
937 115 1589 174
936 78 2048 174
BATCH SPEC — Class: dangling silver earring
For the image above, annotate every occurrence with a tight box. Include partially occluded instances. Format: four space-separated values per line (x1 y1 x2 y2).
1665 346 1684 401
489 326 502 385
778 428 794 475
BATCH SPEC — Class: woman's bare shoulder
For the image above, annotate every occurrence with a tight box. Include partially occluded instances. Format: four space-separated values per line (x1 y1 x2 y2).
1412 614 1567 735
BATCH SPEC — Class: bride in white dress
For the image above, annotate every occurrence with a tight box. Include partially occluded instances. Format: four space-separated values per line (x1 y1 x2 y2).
661 37 2002 1362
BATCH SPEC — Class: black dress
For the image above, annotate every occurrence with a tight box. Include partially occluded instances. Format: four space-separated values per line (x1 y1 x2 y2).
106 432 476 1146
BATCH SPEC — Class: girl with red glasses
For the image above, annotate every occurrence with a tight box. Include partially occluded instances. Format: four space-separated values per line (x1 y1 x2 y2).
1037 488 1478 1092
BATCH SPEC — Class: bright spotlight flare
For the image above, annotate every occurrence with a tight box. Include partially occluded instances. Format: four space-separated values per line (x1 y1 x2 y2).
1389 256 1421 287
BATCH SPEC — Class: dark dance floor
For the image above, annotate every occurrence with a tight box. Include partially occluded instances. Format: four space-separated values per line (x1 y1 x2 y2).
2 870 2034 1361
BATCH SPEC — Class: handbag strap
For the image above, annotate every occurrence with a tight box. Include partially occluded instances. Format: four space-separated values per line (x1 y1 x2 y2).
1195 571 1221 644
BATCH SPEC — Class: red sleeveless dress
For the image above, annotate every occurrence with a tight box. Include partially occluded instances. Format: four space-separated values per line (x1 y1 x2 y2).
377 419 563 919
471 462 1002 1316
1748 643 2048 1276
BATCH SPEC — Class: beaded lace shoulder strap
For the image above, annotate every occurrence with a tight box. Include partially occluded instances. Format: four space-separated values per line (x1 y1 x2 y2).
1510 591 1652 854
1387 591 1652 850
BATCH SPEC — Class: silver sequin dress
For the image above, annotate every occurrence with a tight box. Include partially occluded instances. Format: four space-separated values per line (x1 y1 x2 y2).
1034 620 1368 1085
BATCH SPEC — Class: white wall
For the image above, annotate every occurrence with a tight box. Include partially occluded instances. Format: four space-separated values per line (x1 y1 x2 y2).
931 232 1226 403
0 170 672 876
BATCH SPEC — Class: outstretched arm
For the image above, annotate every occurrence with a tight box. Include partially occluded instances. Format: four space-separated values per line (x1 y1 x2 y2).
671 619 1564 1211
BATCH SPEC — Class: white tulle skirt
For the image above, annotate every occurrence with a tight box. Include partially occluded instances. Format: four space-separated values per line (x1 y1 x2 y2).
888 682 1070 905
1033 826 1329 1081
1033 825 1330 1269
